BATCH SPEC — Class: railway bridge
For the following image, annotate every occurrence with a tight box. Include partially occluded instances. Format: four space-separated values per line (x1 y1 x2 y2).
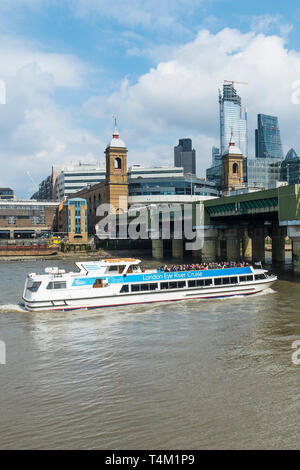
146 184 300 271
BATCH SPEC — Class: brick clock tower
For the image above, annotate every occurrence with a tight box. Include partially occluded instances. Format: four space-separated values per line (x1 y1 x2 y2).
222 134 244 196
104 120 128 213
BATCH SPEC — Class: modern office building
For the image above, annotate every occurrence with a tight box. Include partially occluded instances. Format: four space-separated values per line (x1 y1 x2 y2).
219 83 248 158
0 188 14 200
280 148 300 184
128 165 184 179
32 163 106 201
206 164 222 191
211 146 221 166
244 158 283 189
206 147 223 190
174 138 196 175
57 198 88 243
31 175 53 201
255 114 283 159
54 163 106 201
128 165 218 197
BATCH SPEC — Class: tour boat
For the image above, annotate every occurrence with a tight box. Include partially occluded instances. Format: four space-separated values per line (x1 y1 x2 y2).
22 258 277 312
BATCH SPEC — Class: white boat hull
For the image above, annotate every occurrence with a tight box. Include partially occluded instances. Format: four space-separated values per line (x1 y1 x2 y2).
23 279 275 312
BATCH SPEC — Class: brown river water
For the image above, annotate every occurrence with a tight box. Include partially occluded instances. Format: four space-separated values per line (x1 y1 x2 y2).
0 256 299 449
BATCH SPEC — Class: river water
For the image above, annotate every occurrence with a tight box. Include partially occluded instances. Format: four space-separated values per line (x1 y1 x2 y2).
0 257 299 450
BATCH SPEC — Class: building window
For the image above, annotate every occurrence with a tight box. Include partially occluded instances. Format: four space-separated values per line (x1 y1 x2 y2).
233 163 238 174
114 158 122 170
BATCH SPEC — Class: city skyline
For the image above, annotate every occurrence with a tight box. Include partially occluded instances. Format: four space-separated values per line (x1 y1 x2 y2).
1 2 300 197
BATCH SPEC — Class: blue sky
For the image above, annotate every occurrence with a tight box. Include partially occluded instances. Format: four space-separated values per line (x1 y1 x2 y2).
1 0 300 196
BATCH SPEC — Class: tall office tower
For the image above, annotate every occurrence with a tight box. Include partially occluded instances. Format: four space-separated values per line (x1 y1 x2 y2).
255 114 283 159
219 83 248 158
211 146 221 166
174 138 196 175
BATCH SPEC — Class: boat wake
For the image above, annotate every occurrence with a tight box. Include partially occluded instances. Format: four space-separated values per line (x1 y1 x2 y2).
0 303 27 313
252 287 277 297
210 287 277 302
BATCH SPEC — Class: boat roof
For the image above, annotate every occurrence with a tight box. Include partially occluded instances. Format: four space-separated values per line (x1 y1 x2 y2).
76 259 141 272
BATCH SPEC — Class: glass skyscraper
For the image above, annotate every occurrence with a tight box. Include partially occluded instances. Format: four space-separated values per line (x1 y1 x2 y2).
219 83 248 157
255 114 283 159
174 138 196 175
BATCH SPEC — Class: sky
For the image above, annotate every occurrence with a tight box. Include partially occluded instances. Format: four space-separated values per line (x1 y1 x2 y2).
1 0 300 197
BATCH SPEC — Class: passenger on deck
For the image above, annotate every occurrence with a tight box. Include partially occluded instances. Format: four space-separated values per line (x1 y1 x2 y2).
156 261 250 273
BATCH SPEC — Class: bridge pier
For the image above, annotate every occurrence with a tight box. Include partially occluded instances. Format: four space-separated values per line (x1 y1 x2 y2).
201 239 217 262
201 229 218 262
226 239 240 261
287 226 300 272
250 227 265 263
223 229 240 261
271 226 286 263
242 231 252 262
172 239 183 258
192 229 217 262
292 240 300 272
152 239 164 259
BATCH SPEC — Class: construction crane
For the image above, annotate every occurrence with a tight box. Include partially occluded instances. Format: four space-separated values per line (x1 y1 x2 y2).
224 80 248 86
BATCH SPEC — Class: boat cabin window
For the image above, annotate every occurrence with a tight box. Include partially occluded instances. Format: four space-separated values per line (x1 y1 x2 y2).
46 281 67 290
108 266 119 273
188 279 212 288
130 283 159 292
255 273 266 280
120 285 129 293
247 275 254 281
239 276 247 282
27 281 41 292
214 277 238 286
93 279 103 288
161 281 186 290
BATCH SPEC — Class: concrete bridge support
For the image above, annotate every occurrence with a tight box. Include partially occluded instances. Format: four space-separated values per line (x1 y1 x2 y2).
250 227 265 263
271 227 286 263
172 239 183 258
192 229 217 262
152 239 164 259
292 240 300 272
201 239 217 262
201 229 218 262
242 232 252 262
226 239 240 261
287 226 300 272
223 229 241 261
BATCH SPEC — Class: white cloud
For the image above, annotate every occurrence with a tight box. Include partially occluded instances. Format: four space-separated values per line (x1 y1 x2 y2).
250 14 293 40
0 34 102 197
0 34 89 88
84 27 300 176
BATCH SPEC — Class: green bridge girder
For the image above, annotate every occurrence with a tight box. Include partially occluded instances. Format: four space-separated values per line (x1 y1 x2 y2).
202 184 300 225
